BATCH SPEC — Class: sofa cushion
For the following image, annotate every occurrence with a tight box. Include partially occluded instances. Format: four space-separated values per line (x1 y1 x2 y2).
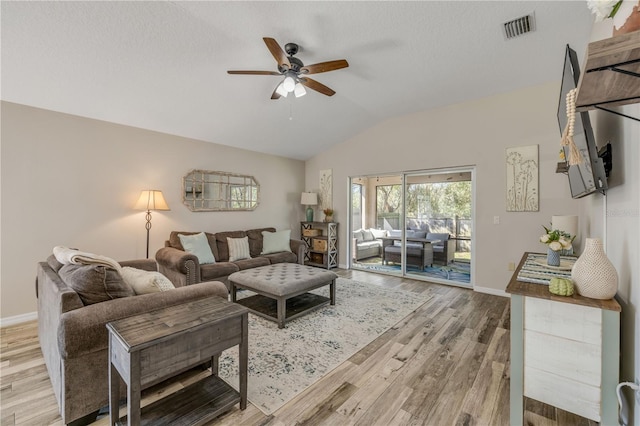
200 262 239 280
427 233 450 249
227 237 251 261
369 228 387 239
58 264 134 305
178 232 216 264
120 267 175 295
262 251 298 264
232 257 270 271
169 231 219 259
353 230 364 242
261 229 292 255
215 231 246 261
362 230 375 241
358 240 383 249
389 230 402 237
246 227 276 257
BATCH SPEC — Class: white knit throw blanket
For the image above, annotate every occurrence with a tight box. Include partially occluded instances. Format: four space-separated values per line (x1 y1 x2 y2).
53 246 122 272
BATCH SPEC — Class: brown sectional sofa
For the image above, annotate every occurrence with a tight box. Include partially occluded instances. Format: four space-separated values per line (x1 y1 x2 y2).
37 256 228 425
156 227 305 288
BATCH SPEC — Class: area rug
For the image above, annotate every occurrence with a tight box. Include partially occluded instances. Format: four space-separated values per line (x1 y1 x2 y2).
356 259 471 283
217 277 431 415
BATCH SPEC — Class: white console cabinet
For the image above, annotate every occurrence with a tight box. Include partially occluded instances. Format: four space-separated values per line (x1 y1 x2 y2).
507 252 621 425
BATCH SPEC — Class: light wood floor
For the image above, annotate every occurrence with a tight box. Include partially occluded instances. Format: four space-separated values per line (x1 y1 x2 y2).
1 269 596 425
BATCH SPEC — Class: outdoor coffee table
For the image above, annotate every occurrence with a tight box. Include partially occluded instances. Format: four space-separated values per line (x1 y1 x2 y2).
229 263 338 328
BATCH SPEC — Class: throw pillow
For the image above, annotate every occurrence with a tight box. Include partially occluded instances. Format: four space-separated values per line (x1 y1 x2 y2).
178 232 216 264
261 230 292 255
227 236 251 261
353 230 364 242
362 230 375 241
59 264 134 305
370 228 387 239
120 267 175 295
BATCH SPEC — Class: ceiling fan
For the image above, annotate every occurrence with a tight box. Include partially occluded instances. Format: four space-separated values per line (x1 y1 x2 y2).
227 37 349 99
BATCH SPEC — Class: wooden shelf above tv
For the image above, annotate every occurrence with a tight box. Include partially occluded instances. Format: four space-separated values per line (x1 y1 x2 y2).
575 30 640 116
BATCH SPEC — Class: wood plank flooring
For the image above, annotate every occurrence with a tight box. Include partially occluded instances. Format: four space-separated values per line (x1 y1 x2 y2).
0 269 596 425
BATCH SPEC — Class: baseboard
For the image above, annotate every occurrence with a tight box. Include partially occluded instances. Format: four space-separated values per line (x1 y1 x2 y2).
473 285 509 298
0 311 38 328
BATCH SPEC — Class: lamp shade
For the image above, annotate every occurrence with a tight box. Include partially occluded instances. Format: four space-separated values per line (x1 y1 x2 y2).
551 215 578 238
134 190 170 211
301 192 318 206
283 76 296 92
294 83 306 98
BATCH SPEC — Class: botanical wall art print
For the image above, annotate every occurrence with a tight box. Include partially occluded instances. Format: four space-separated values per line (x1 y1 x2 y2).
319 169 333 211
506 145 539 212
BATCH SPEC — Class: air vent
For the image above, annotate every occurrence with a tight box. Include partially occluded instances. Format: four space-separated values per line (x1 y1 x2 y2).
503 13 535 40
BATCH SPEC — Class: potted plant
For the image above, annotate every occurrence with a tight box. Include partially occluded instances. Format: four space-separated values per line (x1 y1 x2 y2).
323 208 334 223
540 225 574 266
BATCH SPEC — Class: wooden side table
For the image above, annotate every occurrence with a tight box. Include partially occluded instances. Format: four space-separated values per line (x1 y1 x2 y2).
107 297 249 425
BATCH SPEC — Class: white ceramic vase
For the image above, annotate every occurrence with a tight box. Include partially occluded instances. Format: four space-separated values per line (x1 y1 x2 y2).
571 238 618 300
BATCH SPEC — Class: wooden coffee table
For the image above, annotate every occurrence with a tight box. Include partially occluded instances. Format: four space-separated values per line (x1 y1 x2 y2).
107 297 248 425
229 263 338 329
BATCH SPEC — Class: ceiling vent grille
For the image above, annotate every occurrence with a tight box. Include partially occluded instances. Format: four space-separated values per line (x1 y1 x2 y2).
503 14 535 40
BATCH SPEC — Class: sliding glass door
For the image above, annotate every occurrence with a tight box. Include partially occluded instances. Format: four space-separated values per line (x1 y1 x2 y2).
403 170 472 286
350 167 473 287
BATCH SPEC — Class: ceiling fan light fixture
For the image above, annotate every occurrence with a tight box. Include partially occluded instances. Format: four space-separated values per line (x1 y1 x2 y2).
275 82 288 98
282 75 296 92
294 82 306 98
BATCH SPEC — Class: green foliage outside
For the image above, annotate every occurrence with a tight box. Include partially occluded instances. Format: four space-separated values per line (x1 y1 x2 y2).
376 181 471 219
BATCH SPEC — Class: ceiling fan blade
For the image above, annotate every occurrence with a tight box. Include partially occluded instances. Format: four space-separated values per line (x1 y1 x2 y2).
270 84 282 100
263 37 291 70
299 77 336 96
227 70 281 76
301 59 349 75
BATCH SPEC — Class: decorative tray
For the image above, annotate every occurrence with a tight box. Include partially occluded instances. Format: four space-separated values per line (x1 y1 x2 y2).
531 258 574 271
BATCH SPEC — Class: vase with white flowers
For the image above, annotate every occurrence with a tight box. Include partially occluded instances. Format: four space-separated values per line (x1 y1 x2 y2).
587 0 640 35
540 226 574 266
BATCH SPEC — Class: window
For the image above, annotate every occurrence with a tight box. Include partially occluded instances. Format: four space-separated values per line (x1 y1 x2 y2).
376 184 402 229
352 183 363 230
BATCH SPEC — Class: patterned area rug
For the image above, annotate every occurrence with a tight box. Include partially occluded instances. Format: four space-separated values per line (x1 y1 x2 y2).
355 259 471 284
218 277 431 415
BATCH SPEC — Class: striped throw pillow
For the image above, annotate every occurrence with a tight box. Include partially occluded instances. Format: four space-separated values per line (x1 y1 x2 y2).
227 236 251 261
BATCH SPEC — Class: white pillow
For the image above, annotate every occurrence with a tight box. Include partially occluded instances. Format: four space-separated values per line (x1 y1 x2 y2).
120 267 175 295
362 230 375 241
227 236 251 261
370 228 387 239
178 232 215 264
261 230 292 255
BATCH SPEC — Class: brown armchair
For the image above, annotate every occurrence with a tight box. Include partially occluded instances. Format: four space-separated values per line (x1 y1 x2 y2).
37 256 227 425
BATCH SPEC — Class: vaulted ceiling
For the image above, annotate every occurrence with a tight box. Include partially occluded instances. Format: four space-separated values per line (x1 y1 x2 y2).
1 1 594 160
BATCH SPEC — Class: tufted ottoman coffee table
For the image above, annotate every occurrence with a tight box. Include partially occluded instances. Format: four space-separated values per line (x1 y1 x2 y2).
229 263 338 328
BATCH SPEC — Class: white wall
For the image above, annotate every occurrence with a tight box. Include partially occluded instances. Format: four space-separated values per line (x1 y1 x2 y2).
585 21 640 425
598 103 640 426
305 81 582 292
0 102 305 320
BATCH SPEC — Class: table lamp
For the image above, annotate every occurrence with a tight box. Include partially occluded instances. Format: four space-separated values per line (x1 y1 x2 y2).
301 192 318 222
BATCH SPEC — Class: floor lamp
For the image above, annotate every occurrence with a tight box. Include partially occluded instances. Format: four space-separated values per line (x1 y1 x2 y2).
134 190 170 258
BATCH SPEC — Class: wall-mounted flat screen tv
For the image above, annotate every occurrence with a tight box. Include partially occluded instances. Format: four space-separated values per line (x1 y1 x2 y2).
557 45 608 198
